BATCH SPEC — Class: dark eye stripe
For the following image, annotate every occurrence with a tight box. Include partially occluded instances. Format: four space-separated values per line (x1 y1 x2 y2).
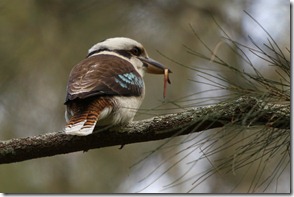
87 46 143 59
114 50 131 58
87 47 109 58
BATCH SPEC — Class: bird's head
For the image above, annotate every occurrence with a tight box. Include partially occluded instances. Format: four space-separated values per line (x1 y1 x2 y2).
87 37 171 77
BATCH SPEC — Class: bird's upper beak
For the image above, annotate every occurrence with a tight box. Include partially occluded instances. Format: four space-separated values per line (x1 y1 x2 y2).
139 57 172 75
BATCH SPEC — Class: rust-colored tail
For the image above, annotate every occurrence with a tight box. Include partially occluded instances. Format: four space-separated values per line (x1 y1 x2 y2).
64 98 113 136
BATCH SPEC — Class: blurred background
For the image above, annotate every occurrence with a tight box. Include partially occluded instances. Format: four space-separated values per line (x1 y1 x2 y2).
0 0 290 193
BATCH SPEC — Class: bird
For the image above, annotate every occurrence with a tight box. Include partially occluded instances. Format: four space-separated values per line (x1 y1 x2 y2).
64 37 171 136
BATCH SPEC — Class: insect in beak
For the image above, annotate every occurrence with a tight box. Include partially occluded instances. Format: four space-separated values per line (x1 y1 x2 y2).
139 57 172 98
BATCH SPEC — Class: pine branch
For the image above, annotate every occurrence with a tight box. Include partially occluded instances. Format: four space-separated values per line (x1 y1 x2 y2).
0 96 289 164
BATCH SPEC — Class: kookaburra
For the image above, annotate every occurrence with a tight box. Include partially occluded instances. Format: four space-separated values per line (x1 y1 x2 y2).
64 37 171 136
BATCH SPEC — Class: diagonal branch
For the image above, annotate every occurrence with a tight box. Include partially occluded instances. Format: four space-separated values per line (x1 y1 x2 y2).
0 96 289 164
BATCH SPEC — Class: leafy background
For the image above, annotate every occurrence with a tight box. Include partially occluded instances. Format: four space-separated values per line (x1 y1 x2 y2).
0 0 290 193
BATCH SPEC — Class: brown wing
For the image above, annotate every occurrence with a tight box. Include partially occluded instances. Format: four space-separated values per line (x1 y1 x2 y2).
65 54 144 103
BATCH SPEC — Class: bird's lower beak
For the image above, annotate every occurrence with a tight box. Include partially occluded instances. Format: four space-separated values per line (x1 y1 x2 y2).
139 57 172 75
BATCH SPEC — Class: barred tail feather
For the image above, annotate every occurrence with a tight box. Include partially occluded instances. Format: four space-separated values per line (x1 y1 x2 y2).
64 98 113 136
64 110 99 136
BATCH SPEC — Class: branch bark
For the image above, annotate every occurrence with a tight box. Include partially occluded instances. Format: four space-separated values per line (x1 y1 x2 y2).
0 96 289 164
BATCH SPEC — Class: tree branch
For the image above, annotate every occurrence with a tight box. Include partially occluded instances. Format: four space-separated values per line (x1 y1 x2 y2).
0 96 289 164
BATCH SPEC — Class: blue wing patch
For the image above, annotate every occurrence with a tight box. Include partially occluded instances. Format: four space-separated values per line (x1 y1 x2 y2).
115 72 144 89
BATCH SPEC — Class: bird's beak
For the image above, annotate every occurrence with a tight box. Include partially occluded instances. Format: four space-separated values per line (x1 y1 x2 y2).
139 57 172 75
139 57 172 97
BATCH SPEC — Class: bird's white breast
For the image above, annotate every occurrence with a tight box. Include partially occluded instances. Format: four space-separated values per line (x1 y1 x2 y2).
113 95 145 124
95 95 145 126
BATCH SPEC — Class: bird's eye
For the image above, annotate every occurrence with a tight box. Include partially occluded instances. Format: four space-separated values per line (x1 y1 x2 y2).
130 47 142 56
